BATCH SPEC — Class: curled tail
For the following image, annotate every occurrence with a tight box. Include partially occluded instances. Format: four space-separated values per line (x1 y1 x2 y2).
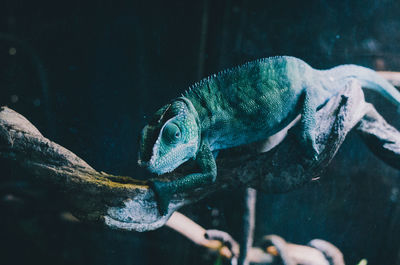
323 64 400 107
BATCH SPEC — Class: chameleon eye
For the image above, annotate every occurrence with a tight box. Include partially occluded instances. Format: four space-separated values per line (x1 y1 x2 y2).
162 123 182 144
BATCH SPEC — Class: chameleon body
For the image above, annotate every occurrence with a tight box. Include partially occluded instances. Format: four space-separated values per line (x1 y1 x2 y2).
138 56 400 214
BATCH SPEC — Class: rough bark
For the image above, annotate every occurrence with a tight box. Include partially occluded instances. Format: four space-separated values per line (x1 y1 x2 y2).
0 80 399 232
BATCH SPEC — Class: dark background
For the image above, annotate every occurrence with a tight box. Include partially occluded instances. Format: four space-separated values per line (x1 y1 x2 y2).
0 0 400 264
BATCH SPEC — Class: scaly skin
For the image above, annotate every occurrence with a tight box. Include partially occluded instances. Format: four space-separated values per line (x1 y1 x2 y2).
138 56 400 214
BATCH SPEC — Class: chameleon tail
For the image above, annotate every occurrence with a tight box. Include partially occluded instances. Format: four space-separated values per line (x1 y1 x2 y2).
323 64 400 108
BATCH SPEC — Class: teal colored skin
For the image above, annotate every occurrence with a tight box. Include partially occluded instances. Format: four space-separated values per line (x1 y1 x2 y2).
138 56 400 214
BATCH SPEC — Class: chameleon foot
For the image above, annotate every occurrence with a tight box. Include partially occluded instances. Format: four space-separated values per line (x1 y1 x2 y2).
303 138 320 161
292 128 320 161
149 179 175 215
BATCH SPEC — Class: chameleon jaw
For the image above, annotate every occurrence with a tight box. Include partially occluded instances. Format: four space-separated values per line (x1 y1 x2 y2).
147 139 198 175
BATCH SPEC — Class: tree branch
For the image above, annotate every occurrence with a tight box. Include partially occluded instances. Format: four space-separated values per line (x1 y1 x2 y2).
0 80 399 231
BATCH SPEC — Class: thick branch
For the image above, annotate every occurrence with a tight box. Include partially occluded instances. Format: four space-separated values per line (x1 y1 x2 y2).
0 80 399 231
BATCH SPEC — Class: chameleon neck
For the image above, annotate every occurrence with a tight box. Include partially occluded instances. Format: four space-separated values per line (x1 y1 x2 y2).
183 79 224 143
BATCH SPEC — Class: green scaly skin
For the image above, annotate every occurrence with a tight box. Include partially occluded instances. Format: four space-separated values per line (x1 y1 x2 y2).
138 56 400 214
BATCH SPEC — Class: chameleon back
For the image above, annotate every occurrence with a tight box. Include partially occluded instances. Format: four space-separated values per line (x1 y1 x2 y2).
184 56 315 151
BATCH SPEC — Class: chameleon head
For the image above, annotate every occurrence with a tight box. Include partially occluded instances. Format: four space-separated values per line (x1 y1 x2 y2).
138 99 200 175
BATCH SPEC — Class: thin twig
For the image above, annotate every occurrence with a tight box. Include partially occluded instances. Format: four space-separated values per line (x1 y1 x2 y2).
166 212 272 263
238 188 257 265
166 212 235 259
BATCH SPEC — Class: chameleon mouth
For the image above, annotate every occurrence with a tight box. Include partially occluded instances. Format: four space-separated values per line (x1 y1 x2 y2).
148 150 186 175
147 159 174 175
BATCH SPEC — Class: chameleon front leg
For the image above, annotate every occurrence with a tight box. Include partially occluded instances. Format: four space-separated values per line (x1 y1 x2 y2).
150 141 217 215
297 89 320 159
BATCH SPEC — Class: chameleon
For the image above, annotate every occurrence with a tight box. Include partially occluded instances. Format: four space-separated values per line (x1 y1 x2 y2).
138 56 400 214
